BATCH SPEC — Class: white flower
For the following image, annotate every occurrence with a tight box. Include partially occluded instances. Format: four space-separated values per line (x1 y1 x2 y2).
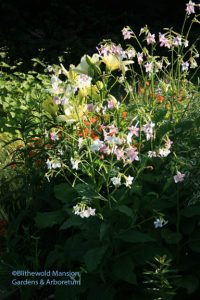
181 61 189 72
111 176 121 187
46 159 52 170
76 74 92 89
90 140 104 152
145 62 154 74
154 217 168 228
142 122 155 141
173 171 186 183
70 158 80 170
158 148 171 157
46 158 61 169
78 137 83 149
184 40 189 48
73 205 96 218
173 36 182 46
148 151 157 158
127 132 133 144
51 161 61 169
124 175 134 187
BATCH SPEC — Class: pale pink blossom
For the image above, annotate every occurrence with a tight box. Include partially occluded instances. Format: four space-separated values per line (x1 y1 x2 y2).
145 62 154 74
122 27 133 40
126 146 139 162
173 171 186 183
137 52 143 64
50 132 59 141
146 32 156 45
186 1 195 15
159 33 171 48
128 125 139 137
114 148 125 160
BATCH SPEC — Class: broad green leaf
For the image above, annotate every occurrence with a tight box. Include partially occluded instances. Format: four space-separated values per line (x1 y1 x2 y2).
176 275 199 294
60 215 83 230
84 246 107 272
35 210 66 228
181 205 200 217
111 255 137 284
114 205 133 218
161 229 182 244
54 183 78 203
118 229 155 243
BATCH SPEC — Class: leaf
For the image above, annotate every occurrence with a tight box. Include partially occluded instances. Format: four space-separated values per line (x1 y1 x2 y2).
99 223 109 241
181 205 200 217
88 284 115 300
161 229 182 244
35 210 66 229
84 246 107 272
176 275 199 294
54 183 78 204
112 255 137 284
60 215 83 230
118 229 155 243
114 205 133 218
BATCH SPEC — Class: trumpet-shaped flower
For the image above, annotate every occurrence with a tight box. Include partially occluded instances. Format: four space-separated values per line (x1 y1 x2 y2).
159 33 171 48
122 27 133 40
111 176 121 187
146 32 156 45
126 146 139 162
145 62 154 74
142 122 155 140
173 171 186 183
137 52 143 64
154 217 168 228
181 61 189 71
124 175 134 187
173 36 182 46
186 1 195 15
70 158 80 170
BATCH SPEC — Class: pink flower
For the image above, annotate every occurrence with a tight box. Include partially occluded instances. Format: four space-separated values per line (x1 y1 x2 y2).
87 103 94 112
128 125 139 137
165 139 173 149
173 171 186 183
145 62 154 74
137 52 143 64
159 33 171 48
122 27 133 40
126 146 139 162
111 44 123 56
114 148 125 160
186 1 195 15
108 125 118 135
50 132 59 141
146 33 156 45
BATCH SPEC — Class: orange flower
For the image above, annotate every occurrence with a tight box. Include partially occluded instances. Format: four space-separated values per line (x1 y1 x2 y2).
121 111 128 118
155 94 164 103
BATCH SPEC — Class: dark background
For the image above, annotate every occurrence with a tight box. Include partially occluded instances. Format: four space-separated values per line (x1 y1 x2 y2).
0 0 197 68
